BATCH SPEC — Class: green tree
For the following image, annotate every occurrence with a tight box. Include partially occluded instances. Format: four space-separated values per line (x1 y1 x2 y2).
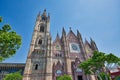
0 16 2 22
97 72 111 80
0 17 22 62
105 53 120 70
4 71 23 80
79 51 120 80
115 75 120 80
57 75 72 80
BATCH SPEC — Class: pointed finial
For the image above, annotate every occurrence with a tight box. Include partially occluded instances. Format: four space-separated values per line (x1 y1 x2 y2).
90 37 92 40
62 27 66 35
48 13 50 19
57 32 59 37
77 29 79 33
77 29 80 35
44 9 46 12
48 13 50 16
90 37 94 42
77 29 82 40
62 27 65 32
70 27 71 30
85 38 91 47
90 38 98 51
69 27 73 32
37 11 40 16
42 9 47 16
85 38 89 44
85 38 87 42
56 32 60 39
36 11 41 21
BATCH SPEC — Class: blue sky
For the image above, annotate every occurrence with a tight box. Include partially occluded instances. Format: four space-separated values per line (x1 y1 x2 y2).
0 0 120 63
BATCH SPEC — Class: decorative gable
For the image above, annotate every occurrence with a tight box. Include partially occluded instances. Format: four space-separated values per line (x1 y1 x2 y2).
67 30 78 42
52 34 62 51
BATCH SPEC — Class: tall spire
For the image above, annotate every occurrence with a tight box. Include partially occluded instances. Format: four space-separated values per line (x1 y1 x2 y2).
69 27 72 32
90 38 98 51
56 33 60 39
70 27 71 30
37 11 40 16
62 27 66 36
77 30 88 60
42 9 47 17
77 30 82 40
41 9 50 21
48 13 50 22
36 11 41 21
85 38 90 46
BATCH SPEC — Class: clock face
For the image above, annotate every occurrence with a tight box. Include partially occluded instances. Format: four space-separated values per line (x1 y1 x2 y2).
70 43 80 53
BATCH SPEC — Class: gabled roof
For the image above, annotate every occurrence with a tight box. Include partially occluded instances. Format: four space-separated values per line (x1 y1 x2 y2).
67 29 77 40
53 33 61 45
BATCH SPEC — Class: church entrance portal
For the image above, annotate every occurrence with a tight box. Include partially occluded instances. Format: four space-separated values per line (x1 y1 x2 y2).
77 76 83 80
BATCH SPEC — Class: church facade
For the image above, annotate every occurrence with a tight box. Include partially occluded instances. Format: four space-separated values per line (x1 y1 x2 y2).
23 10 98 80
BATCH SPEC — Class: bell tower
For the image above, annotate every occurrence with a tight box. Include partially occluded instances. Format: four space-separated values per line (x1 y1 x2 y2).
23 10 52 80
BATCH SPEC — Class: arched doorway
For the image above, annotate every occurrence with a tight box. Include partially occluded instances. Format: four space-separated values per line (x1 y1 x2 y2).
71 58 83 80
52 61 64 80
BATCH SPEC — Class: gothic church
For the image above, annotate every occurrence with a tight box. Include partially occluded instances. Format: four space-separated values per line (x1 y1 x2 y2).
23 10 98 80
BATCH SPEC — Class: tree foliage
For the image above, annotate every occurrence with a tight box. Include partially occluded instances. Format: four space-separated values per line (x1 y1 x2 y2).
79 51 120 80
79 51 120 75
3 71 23 80
105 53 120 69
0 16 2 22
97 72 111 80
0 17 22 62
115 76 120 80
57 75 72 80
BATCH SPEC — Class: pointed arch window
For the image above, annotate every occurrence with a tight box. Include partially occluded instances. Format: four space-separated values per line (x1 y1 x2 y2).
56 70 62 75
35 64 38 70
38 39 42 45
76 68 82 72
40 26 44 32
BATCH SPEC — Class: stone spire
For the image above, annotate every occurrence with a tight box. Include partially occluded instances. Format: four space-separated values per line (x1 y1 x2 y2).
43 9 47 17
90 38 98 51
77 30 82 40
77 30 87 60
56 33 60 40
36 11 41 21
47 13 50 22
62 27 66 36
41 9 47 21
85 38 90 46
